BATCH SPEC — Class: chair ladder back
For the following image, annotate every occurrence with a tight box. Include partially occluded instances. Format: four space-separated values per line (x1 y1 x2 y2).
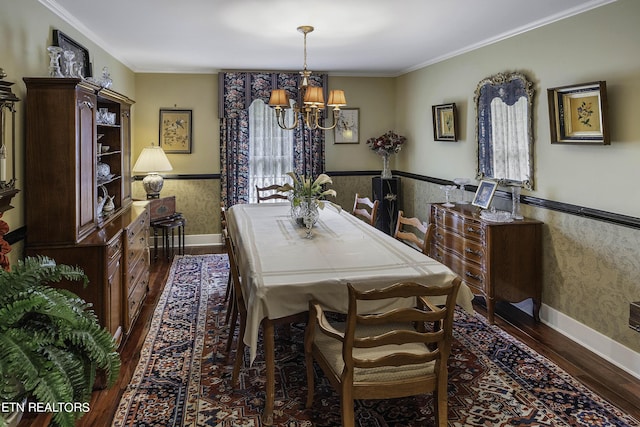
394 210 430 253
352 193 379 226
256 184 288 203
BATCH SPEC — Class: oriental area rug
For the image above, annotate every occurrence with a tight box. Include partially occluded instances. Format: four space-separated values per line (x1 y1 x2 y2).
111 254 638 427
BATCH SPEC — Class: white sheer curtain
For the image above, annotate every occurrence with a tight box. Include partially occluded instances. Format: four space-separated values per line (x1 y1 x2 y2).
248 99 294 203
490 96 529 182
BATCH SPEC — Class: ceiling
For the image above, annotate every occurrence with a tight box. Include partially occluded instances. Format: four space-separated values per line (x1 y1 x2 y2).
42 0 614 76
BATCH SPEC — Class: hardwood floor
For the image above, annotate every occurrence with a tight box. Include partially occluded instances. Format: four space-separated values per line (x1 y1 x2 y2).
21 246 640 425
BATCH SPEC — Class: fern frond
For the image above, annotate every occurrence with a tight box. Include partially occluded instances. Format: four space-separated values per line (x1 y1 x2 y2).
0 256 119 427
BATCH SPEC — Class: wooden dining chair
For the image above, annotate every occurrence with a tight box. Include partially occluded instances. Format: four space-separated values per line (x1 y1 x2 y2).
394 210 434 254
221 203 231 300
223 228 248 387
255 184 288 203
304 277 462 427
221 203 236 327
351 193 379 226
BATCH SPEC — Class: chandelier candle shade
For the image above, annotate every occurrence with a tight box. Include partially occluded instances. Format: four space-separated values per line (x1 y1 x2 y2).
268 26 347 130
132 143 173 199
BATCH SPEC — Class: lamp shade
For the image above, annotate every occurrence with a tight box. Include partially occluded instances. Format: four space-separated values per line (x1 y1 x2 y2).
132 145 173 173
268 89 290 108
303 86 325 107
327 90 347 107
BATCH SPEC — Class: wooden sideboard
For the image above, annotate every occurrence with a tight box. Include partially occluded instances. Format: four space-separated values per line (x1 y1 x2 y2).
429 203 542 323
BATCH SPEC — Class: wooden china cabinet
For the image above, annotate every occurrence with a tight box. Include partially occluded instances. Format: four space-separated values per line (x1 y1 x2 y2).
429 203 542 324
23 77 149 346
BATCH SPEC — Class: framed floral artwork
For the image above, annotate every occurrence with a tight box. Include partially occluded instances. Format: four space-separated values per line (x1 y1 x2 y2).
432 103 457 141
547 81 609 145
159 109 192 153
334 108 359 144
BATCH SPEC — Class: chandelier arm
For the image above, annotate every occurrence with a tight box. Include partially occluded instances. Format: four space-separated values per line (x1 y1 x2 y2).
276 107 299 130
314 108 340 131
302 108 317 130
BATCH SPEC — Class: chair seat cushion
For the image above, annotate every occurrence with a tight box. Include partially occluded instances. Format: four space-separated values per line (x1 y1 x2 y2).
313 322 436 383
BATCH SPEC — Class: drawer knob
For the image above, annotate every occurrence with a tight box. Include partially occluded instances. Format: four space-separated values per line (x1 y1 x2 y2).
465 271 482 282
466 226 480 234
465 247 483 257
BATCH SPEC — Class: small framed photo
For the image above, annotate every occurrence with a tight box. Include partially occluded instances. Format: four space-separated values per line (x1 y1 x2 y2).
53 30 92 78
547 81 609 145
159 109 192 153
432 103 457 141
334 108 359 144
472 180 498 209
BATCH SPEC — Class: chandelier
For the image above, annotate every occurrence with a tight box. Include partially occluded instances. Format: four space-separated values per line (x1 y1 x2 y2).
268 26 347 130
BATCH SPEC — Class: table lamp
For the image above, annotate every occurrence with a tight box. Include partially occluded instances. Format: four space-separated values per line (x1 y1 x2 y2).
132 143 173 199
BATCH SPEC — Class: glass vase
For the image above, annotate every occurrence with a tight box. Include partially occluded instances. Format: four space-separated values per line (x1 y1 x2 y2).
381 153 392 179
511 185 523 220
62 50 76 77
47 46 64 77
301 197 319 238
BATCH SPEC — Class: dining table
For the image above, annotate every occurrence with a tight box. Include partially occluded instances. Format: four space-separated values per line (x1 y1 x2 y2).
226 202 475 425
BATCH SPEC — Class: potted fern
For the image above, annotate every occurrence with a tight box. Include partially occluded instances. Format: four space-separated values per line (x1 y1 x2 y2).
0 256 121 427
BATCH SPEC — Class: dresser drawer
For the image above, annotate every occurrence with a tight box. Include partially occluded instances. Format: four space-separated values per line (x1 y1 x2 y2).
127 269 149 326
127 254 149 295
432 243 485 294
126 230 148 266
433 227 485 264
433 205 483 241
106 234 123 264
127 208 150 239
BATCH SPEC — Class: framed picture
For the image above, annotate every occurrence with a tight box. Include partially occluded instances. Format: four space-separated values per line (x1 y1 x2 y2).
52 30 92 78
547 81 609 145
472 180 498 210
159 109 193 153
432 103 457 141
334 108 359 144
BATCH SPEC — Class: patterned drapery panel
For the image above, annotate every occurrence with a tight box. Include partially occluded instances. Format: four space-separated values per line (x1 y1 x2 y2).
219 72 327 206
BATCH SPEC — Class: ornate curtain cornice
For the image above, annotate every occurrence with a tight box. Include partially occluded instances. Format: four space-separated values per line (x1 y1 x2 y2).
218 71 328 119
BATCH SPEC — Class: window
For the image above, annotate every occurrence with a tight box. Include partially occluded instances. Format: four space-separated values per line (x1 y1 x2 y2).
248 99 293 202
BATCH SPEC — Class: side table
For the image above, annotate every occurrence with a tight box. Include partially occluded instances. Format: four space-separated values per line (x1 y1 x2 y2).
150 213 186 260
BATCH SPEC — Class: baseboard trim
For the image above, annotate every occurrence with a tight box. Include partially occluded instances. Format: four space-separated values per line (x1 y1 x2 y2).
541 304 640 379
183 234 222 247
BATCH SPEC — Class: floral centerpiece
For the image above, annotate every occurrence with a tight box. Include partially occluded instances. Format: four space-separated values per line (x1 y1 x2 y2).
278 171 337 208
366 130 407 179
277 172 338 237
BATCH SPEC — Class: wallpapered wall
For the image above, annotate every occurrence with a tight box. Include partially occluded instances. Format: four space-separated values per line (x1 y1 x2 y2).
132 179 218 236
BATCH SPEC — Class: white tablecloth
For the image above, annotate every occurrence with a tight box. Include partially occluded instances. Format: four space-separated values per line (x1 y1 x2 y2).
226 202 474 364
